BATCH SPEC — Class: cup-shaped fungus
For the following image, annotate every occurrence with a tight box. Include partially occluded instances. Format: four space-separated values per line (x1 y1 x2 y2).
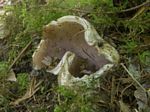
32 16 119 86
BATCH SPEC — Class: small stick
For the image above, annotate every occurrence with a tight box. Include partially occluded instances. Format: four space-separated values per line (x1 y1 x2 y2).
119 1 150 13
110 76 116 104
8 39 33 71
131 6 146 20
121 63 146 92
121 83 133 99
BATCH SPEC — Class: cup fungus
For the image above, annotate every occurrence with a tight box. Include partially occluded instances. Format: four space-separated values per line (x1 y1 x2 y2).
32 16 119 86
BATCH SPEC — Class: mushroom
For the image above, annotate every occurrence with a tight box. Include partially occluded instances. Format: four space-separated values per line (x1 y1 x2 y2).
32 16 119 86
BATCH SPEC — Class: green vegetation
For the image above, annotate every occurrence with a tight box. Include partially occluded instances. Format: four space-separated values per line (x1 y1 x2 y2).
17 73 29 93
54 86 93 112
0 0 149 112
138 50 150 65
0 61 8 79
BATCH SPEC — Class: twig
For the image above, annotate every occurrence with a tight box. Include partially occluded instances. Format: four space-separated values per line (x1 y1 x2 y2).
10 77 43 105
131 6 147 20
111 76 116 104
121 63 146 92
119 1 150 13
120 83 133 100
8 39 33 71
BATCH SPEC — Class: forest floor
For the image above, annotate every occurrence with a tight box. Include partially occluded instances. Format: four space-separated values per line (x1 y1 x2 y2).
0 0 150 112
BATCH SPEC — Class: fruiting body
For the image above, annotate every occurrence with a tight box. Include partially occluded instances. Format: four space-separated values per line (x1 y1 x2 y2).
32 16 119 86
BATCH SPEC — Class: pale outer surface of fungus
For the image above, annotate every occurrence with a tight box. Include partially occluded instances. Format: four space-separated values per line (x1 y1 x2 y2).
32 16 120 86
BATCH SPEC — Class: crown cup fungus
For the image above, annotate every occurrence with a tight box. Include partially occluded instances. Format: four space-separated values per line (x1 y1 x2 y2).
32 16 119 86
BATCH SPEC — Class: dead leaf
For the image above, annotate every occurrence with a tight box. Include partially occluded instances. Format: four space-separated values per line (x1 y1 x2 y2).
128 64 141 79
7 69 17 82
134 87 148 111
143 36 150 45
119 100 131 112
